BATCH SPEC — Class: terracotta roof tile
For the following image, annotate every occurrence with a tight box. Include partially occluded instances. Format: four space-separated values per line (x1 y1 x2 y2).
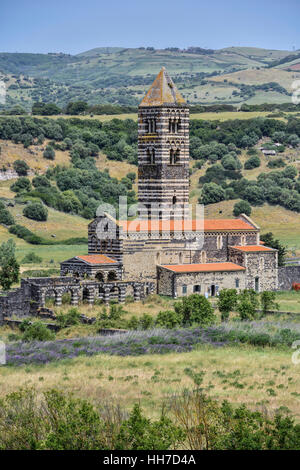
140 67 186 107
76 255 117 265
119 219 255 233
230 245 275 252
160 262 246 273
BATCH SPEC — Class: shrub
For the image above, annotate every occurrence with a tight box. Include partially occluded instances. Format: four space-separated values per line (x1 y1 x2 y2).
244 155 260 170
56 308 81 328
13 159 29 176
116 404 184 450
32 175 51 188
267 158 286 169
0 208 15 226
155 310 183 329
43 146 55 160
174 294 215 327
260 291 279 316
10 177 31 193
21 252 42 264
23 202 48 221
21 321 55 342
217 289 238 321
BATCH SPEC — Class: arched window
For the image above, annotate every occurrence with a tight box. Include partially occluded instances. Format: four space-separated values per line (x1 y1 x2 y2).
170 149 175 164
156 251 161 264
201 251 207 263
179 252 183 264
172 195 177 205
241 235 246 246
217 235 223 249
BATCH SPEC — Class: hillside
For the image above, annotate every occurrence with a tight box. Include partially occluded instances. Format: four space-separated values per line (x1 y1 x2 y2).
0 46 299 110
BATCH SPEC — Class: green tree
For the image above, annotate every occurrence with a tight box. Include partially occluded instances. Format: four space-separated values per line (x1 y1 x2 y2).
174 294 215 326
200 183 226 205
260 232 286 266
233 200 252 217
237 290 259 320
217 289 238 321
260 291 279 316
0 239 19 290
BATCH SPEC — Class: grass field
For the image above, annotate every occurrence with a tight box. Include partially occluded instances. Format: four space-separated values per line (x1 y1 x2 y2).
0 345 299 420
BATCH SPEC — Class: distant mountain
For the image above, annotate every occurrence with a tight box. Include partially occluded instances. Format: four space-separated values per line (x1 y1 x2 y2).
0 46 299 111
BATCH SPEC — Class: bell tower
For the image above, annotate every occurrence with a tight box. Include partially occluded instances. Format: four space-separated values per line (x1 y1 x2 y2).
138 67 190 220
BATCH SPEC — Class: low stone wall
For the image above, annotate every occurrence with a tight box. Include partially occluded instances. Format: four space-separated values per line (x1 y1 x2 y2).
278 266 300 290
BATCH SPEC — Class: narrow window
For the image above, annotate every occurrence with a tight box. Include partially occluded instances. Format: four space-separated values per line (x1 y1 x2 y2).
255 277 259 292
179 252 182 264
193 285 201 293
182 285 187 295
235 278 240 288
170 149 174 164
241 235 246 246
172 195 177 205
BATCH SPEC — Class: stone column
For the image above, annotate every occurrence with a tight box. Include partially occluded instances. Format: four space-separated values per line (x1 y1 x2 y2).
133 284 141 302
118 285 126 303
55 290 62 306
86 288 95 305
103 287 111 305
71 288 79 306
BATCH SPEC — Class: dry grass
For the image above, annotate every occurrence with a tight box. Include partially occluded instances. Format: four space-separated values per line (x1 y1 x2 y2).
0 139 70 173
0 346 299 420
210 68 300 93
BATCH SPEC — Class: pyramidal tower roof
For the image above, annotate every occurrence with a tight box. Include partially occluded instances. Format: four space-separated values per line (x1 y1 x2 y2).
140 67 186 107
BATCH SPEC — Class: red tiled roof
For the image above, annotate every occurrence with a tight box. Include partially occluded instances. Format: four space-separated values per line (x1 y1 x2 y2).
259 241 265 245
119 219 255 233
160 262 246 273
230 245 275 252
76 255 117 265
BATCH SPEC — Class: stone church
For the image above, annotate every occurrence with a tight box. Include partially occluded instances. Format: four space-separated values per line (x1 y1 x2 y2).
61 67 278 298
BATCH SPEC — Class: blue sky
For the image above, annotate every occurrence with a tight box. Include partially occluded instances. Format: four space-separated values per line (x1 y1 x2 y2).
1 0 300 54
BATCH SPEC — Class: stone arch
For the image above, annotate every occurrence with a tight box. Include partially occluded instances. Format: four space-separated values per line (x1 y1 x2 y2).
95 271 104 282
107 271 118 281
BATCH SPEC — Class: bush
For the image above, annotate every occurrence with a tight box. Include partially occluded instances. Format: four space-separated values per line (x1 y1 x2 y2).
155 310 183 329
174 294 215 326
0 208 15 226
43 146 55 160
267 158 286 169
56 308 81 328
13 159 29 176
244 155 260 169
10 177 31 193
21 321 55 342
23 202 48 221
21 252 42 264
233 200 252 217
32 175 51 188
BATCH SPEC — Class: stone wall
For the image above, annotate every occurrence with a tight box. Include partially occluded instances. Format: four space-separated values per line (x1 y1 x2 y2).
278 266 300 290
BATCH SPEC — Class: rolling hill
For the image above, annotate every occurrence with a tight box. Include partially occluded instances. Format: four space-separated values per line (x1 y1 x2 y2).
1 46 300 110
